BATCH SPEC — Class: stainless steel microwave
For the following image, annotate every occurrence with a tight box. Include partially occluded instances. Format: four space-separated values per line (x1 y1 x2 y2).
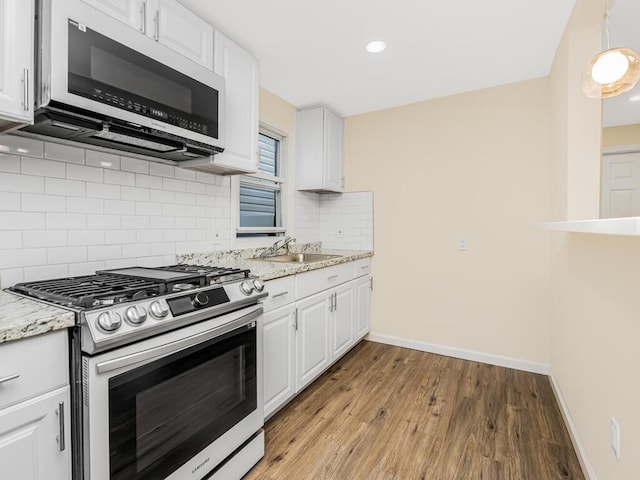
19 0 225 161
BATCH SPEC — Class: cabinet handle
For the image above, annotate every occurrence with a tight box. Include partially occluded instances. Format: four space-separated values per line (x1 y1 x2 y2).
272 291 289 299
370 277 374 291
57 402 66 452
293 309 298 331
334 292 338 311
23 68 29 112
154 10 159 41
0 373 20 385
361 265 369 270
328 274 339 281
141 1 147 33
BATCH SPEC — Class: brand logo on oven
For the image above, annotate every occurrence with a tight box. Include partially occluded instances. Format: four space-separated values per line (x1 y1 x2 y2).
191 457 210 475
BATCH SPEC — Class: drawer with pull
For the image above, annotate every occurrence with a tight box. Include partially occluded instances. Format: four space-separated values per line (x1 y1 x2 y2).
261 276 296 313
353 258 371 278
0 330 68 410
295 262 353 300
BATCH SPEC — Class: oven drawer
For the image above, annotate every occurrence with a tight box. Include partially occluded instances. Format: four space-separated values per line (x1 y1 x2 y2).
261 276 295 312
0 330 69 410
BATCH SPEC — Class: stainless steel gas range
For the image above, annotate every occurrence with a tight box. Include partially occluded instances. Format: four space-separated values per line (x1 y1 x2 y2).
10 264 268 480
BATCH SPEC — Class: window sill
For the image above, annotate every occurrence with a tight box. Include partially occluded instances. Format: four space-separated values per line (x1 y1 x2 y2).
537 217 640 236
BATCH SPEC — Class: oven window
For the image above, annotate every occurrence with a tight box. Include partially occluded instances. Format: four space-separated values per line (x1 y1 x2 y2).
108 324 256 480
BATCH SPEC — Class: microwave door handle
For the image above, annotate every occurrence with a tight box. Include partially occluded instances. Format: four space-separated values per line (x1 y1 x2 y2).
154 9 159 41
141 1 147 34
95 306 261 374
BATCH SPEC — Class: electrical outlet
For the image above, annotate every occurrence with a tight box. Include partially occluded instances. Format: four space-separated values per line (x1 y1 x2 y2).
458 237 468 252
611 417 621 459
337 226 344 239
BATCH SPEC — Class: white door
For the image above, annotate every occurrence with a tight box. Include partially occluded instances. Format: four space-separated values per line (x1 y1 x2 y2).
263 304 296 419
0 0 34 126
212 31 259 173
323 108 344 192
80 0 145 32
153 0 213 69
0 387 71 480
601 151 640 218
355 275 371 340
331 283 355 360
295 291 331 391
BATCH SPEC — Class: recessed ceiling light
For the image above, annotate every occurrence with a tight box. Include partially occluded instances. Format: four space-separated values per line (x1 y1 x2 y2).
629 94 640 102
366 41 386 54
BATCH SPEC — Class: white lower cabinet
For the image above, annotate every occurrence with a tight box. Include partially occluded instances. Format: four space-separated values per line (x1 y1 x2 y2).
331 282 356 360
263 304 296 419
295 291 332 391
0 386 71 480
355 275 371 340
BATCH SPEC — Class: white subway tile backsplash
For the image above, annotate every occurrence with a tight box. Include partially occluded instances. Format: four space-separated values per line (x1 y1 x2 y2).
46 213 86 230
150 242 175 256
0 172 44 193
149 216 174 229
136 174 163 189
86 182 120 199
0 212 46 230
135 202 163 216
85 150 120 170
104 230 137 245
67 164 104 183
149 163 175 178
0 248 47 268
122 243 150 258
122 215 150 230
21 157 66 178
105 169 136 186
88 245 122 261
68 261 106 276
137 230 163 243
0 153 21 173
45 178 85 197
44 142 85 164
175 168 196 181
67 230 105 246
0 192 20 210
0 136 44 158
136 256 166 267
196 172 216 184
104 200 135 215
120 157 149 174
0 268 24 287
149 189 175 203
104 258 135 269
186 181 206 194
67 197 104 214
23 230 67 248
163 204 185 217
24 264 69 281
0 231 22 249
176 217 197 229
162 178 186 192
87 214 121 230
121 186 149 201
48 246 88 264
174 192 196 205
163 230 186 242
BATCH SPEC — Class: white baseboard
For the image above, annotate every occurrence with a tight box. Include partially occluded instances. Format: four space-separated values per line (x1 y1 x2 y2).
549 371 598 480
366 332 550 375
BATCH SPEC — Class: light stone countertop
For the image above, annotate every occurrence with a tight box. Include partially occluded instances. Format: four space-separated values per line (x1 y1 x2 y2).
178 243 373 282
0 290 75 345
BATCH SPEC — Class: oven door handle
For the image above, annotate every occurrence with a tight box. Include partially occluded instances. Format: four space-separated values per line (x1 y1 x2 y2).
95 307 262 374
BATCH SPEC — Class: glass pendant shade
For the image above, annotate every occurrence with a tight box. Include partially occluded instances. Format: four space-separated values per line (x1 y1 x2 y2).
581 47 640 98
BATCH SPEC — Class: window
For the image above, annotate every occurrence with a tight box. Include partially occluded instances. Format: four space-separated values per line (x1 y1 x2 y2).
237 129 286 237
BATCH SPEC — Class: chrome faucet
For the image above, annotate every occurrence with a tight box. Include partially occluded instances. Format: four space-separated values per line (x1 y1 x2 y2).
260 236 296 258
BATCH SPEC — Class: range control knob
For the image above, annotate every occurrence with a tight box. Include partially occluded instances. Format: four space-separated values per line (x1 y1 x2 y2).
252 278 265 292
240 280 254 296
193 292 209 307
97 312 122 332
149 301 169 319
124 306 147 325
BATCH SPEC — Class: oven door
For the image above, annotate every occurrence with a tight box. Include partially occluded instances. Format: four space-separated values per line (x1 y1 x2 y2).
83 305 263 480
43 0 224 151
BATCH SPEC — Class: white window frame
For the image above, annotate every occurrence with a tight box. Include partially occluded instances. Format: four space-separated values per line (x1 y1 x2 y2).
232 123 289 246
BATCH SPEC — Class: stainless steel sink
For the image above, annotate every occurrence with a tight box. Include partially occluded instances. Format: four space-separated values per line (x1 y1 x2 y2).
254 253 341 263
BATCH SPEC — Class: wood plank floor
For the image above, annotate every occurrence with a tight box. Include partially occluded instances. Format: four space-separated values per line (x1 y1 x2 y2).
244 341 584 480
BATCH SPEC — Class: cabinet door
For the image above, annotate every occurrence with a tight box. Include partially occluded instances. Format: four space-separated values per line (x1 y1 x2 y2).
212 31 259 173
295 291 331 391
153 0 214 70
80 0 145 32
355 275 371 340
263 304 296 419
331 283 355 360
0 0 34 128
0 387 71 480
323 108 344 192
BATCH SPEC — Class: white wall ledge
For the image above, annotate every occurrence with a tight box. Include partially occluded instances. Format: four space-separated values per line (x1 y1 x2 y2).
538 217 640 236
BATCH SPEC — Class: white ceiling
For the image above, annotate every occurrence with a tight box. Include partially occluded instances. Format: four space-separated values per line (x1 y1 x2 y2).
182 0 576 118
602 0 640 127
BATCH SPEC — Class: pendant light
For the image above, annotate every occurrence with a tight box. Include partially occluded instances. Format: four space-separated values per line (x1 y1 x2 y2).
581 4 640 99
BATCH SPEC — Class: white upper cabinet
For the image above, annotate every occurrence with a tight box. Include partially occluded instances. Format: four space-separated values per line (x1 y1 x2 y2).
296 107 344 193
0 0 34 131
210 30 259 174
81 0 214 70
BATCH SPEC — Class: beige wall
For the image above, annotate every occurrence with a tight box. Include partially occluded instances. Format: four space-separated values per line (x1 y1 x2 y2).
549 0 640 478
343 78 552 365
602 123 640 146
